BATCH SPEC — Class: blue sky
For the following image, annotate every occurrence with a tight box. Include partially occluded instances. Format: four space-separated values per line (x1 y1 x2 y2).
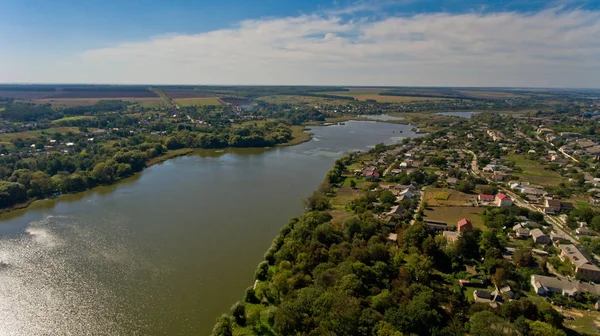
2 0 600 86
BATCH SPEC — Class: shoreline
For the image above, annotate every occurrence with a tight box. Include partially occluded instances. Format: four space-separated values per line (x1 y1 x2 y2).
0 118 409 219
0 130 316 219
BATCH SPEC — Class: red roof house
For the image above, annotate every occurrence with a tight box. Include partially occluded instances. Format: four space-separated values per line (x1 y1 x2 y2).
457 218 473 232
478 194 495 202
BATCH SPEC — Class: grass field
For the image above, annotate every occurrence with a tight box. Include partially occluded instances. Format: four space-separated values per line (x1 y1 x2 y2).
51 116 94 123
424 206 486 229
319 91 450 103
34 97 166 108
507 154 565 186
556 306 600 335
0 127 87 141
174 98 222 106
423 187 476 206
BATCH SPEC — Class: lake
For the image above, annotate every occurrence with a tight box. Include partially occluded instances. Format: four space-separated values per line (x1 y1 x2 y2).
0 121 421 336
436 111 481 118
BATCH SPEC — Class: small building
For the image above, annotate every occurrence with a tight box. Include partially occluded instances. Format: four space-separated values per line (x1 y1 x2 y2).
478 194 495 203
387 233 398 242
512 223 530 239
560 244 600 282
424 220 453 232
386 205 406 218
577 226 593 236
530 229 551 245
531 275 600 298
457 218 473 232
473 289 495 303
495 194 513 207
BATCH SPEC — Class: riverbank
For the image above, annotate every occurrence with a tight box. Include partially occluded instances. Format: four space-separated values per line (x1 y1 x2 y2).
0 127 318 218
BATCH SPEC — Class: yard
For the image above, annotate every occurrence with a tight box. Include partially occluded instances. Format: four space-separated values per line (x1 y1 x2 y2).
507 154 565 186
423 187 476 206
423 206 486 229
174 98 223 106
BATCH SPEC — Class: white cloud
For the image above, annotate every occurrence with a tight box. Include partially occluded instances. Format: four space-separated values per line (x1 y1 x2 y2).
3 8 600 87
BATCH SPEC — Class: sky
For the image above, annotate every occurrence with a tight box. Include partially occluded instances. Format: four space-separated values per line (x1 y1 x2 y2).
1 0 600 87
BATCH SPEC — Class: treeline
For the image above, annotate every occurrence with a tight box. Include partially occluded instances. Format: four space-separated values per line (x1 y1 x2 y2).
0 122 295 210
164 124 292 149
0 85 56 91
62 100 131 116
1 102 54 122
0 140 165 209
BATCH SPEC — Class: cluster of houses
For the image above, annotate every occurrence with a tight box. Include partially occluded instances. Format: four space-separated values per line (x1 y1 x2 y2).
477 193 513 207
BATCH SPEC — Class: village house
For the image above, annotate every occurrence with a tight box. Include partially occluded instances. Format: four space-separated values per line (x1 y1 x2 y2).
544 199 574 214
531 275 600 298
442 219 473 243
530 228 551 245
512 223 530 239
495 194 513 207
457 218 473 232
560 244 600 282
478 194 495 204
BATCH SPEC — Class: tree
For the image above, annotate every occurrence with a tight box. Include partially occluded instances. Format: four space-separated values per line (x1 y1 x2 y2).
350 179 357 189
514 248 533 267
528 321 566 336
456 180 475 193
303 191 330 211
380 190 395 205
231 301 246 326
469 311 516 336
211 314 233 336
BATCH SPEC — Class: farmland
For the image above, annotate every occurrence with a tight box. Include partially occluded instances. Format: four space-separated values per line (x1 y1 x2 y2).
174 98 222 107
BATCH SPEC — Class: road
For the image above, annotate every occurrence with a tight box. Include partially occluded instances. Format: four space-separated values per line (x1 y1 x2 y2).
466 150 580 246
383 158 398 177
409 189 425 226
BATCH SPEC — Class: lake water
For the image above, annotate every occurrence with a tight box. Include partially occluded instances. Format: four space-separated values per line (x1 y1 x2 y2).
0 121 421 336
436 111 481 118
